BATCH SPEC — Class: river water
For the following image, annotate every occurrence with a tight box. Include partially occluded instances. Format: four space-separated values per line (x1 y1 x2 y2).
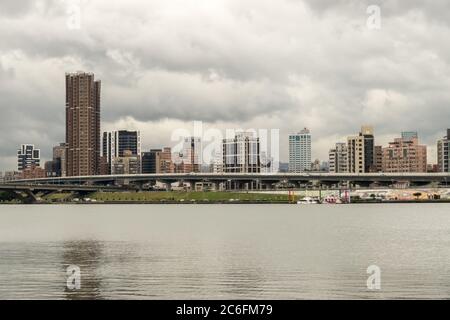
0 204 449 299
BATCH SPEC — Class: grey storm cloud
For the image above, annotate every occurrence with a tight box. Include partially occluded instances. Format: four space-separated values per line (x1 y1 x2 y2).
1 0 450 170
0 0 36 17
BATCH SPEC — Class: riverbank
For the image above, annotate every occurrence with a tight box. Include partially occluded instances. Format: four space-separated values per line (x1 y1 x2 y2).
0 191 296 205
2 190 450 205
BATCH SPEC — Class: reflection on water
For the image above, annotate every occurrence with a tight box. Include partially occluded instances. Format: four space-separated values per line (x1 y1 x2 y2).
0 204 450 299
63 241 103 300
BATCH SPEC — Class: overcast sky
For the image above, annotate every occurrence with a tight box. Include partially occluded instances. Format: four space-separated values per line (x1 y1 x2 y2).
1 0 450 171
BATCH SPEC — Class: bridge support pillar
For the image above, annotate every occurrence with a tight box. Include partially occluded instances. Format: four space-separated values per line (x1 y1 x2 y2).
213 182 221 191
14 190 38 204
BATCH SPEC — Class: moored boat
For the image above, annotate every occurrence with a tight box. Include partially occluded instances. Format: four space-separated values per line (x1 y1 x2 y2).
297 197 320 204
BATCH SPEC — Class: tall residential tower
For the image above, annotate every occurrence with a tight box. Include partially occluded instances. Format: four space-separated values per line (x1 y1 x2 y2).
347 126 375 173
65 72 101 176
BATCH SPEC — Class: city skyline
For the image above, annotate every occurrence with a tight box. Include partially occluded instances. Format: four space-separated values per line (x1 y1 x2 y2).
2 87 450 174
2 1 450 170
1 64 449 177
3 102 449 175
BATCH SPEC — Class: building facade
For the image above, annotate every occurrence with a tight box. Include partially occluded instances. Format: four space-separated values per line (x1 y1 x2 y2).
173 137 202 173
212 149 224 173
260 151 275 173
158 147 174 173
382 136 427 173
3 171 19 182
111 150 140 175
45 143 67 177
374 145 383 172
328 142 348 173
401 131 418 141
347 126 374 173
223 132 260 173
20 165 46 180
141 147 173 174
17 144 40 171
437 129 450 172
102 130 141 174
288 128 311 173
53 143 67 177
66 71 101 177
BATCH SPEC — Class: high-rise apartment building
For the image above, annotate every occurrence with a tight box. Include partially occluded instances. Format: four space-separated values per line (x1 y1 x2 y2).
437 129 450 172
288 128 311 173
223 132 260 173
17 144 40 171
347 126 374 173
66 71 101 177
382 135 427 173
102 130 141 174
328 142 348 173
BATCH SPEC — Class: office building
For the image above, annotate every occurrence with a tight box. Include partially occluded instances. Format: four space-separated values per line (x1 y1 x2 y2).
142 149 160 174
437 129 450 172
66 71 101 176
141 147 173 174
288 128 311 172
223 132 260 173
102 130 141 174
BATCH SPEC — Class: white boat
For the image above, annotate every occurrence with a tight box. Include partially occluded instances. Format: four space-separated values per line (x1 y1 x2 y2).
297 197 320 204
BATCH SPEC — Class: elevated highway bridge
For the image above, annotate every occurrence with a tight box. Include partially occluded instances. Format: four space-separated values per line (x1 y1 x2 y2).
5 172 450 189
